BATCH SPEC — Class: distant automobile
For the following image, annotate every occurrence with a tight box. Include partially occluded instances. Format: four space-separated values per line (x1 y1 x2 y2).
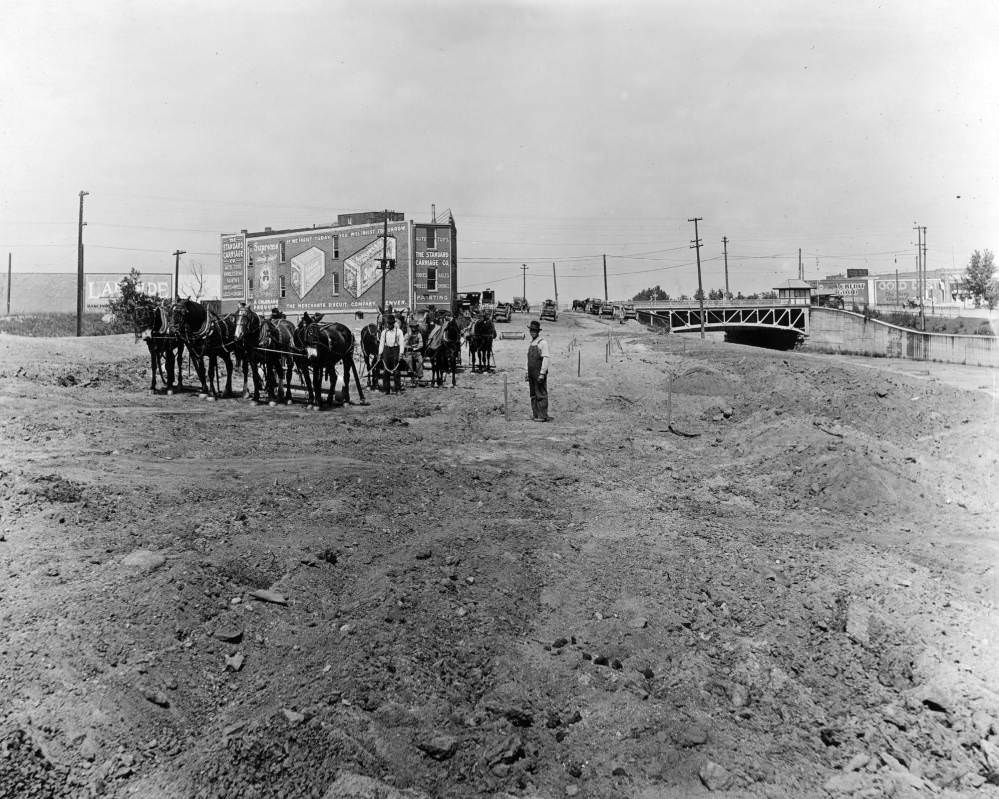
600 302 615 317
623 303 637 320
586 300 601 315
512 297 530 313
493 303 512 322
540 299 558 322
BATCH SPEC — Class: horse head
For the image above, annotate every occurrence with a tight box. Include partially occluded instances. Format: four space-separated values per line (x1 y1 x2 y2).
234 304 259 343
132 303 158 341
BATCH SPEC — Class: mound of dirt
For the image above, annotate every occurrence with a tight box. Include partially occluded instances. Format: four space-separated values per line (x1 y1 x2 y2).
1 316 997 798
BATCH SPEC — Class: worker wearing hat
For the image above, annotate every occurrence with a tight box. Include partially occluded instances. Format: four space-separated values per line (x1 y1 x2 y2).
525 319 551 422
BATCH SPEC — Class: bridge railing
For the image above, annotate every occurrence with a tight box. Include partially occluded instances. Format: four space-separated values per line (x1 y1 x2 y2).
632 297 810 309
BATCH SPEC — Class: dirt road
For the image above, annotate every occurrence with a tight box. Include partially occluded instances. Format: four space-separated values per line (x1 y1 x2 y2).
1 315 997 798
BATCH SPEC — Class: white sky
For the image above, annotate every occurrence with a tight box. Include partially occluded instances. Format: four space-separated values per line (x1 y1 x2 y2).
1 0 997 301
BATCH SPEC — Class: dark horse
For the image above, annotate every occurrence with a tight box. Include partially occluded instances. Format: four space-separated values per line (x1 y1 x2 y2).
466 314 497 372
359 321 381 388
132 301 186 394
426 315 461 388
301 315 367 408
231 304 278 404
170 299 235 399
256 316 317 406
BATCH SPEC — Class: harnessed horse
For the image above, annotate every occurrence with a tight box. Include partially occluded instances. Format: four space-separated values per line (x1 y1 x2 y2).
301 317 367 407
426 315 461 388
230 305 270 403
466 314 497 372
132 302 186 394
256 316 317 406
169 299 235 399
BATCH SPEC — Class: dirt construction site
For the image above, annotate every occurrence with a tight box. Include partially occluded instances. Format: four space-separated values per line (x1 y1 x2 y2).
0 311 997 798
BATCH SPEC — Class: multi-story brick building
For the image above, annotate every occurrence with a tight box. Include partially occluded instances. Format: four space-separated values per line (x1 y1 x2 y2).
220 210 457 319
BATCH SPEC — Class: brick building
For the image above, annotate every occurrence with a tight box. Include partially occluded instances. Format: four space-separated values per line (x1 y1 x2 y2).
220 210 457 319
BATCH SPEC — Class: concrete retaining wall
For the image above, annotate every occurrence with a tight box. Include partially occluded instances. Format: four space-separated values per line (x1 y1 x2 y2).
803 307 999 367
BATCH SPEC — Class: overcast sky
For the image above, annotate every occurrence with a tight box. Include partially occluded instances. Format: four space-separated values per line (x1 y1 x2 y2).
2 0 997 301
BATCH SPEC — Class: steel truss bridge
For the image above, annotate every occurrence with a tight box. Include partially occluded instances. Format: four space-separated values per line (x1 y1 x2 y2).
633 299 810 336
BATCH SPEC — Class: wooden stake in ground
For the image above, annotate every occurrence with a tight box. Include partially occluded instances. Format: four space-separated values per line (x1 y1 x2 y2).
503 374 509 421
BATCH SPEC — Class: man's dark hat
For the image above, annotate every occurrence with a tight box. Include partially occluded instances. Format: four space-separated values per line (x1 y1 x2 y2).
528 320 542 330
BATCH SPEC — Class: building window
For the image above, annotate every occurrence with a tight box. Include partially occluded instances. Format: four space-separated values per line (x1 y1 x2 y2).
279 241 286 263
426 267 437 292
331 272 340 294
426 227 436 250
279 275 286 298
333 236 339 259
248 277 254 291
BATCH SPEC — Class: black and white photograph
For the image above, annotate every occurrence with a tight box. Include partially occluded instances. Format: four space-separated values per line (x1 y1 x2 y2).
1 1 997 797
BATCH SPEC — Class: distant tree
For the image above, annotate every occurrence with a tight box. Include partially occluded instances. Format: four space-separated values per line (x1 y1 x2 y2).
758 290 778 299
963 249 996 308
107 268 157 325
679 294 690 301
694 288 705 301
631 285 671 301
735 291 745 300
186 261 206 300
708 288 724 300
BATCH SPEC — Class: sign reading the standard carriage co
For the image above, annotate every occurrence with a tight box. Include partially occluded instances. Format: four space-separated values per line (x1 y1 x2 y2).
220 233 247 301
85 273 173 310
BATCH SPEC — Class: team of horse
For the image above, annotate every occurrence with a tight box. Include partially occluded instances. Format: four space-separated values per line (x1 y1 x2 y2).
130 300 497 408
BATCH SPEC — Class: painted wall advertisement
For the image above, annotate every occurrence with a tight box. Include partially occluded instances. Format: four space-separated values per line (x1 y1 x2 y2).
248 223 411 313
412 226 453 309
85 273 173 310
220 233 246 300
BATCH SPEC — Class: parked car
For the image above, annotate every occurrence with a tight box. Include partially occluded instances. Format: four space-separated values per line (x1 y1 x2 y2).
600 302 615 317
493 303 512 322
540 299 558 322
512 297 530 313
623 303 637 320
586 300 601 315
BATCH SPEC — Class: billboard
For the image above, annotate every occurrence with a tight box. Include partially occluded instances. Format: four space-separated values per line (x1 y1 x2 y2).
220 233 246 300
247 222 412 314
85 273 173 311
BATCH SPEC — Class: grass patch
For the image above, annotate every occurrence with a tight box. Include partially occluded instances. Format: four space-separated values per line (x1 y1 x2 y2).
0 313 130 337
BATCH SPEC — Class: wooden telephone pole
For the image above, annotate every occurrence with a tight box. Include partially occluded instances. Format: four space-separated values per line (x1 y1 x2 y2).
689 217 705 339
173 249 187 300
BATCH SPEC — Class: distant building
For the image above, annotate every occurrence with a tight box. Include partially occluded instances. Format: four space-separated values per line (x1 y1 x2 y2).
0 272 173 315
809 268 964 308
219 210 458 318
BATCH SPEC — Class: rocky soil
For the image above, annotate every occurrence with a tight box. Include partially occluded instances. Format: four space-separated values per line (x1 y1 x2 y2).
0 314 997 798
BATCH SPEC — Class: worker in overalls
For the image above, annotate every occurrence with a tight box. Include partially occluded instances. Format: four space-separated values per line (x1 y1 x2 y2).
378 315 406 394
525 319 551 422
403 318 424 387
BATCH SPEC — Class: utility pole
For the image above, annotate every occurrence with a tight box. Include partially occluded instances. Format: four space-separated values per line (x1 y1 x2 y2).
798 248 803 281
722 236 730 299
431 203 436 223
520 264 528 303
688 217 705 339
552 262 558 309
172 249 187 300
921 226 927 331
913 224 926 331
76 190 89 337
6 253 11 315
602 253 608 302
895 269 900 308
380 209 390 314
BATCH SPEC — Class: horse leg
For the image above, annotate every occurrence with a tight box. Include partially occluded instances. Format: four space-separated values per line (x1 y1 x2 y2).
148 345 158 393
174 344 185 390
283 357 294 405
221 353 234 398
348 354 366 404
164 346 176 392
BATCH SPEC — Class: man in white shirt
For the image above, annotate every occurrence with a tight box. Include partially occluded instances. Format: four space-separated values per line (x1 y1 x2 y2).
378 316 406 394
525 319 551 422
